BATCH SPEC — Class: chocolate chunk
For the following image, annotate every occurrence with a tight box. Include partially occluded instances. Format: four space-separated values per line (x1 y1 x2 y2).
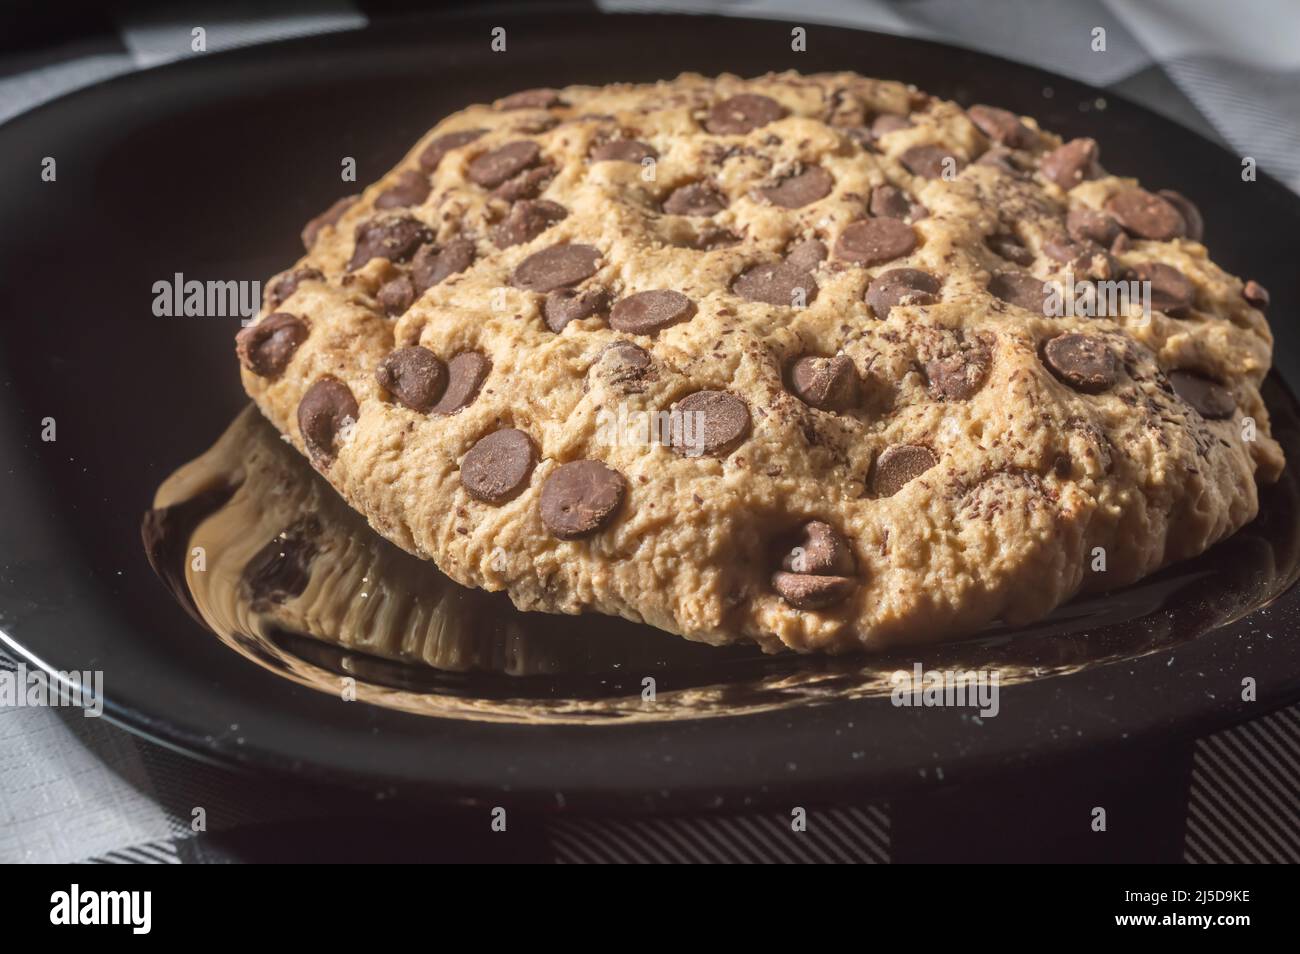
418 129 487 172
870 113 911 138
460 429 537 504
267 267 323 308
375 346 447 413
302 194 359 250
732 259 818 306
432 351 491 415
375 169 431 209
869 444 938 497
497 88 562 110
377 274 416 316
705 93 786 135
1043 236 1118 278
491 164 555 202
492 199 568 248
1104 188 1185 241
1158 189 1203 241
410 238 476 291
758 165 834 208
347 216 434 271
900 144 962 179
663 182 728 216
540 460 627 539
790 355 858 412
1042 333 1117 392
771 571 855 610
1243 280 1270 309
1066 207 1122 247
967 104 1037 149
988 270 1049 313
609 289 696 334
986 233 1034 266
236 312 308 378
241 517 319 611
467 141 541 189
781 520 855 575
975 147 1028 177
602 340 650 370
785 238 827 272
865 268 941 318
1039 138 1100 191
1169 370 1235 420
925 342 992 401
591 139 657 163
669 390 751 457
1130 262 1195 315
870 184 926 221
544 287 609 332
511 244 601 292
298 377 358 463
834 217 916 265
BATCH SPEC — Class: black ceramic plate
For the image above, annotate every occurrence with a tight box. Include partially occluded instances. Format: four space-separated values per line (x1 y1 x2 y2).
3 10 1300 813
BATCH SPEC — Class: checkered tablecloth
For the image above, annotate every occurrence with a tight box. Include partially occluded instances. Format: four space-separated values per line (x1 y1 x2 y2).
3 0 1298 863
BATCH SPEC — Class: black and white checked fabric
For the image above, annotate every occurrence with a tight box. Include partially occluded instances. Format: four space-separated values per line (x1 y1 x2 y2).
2 0 1298 863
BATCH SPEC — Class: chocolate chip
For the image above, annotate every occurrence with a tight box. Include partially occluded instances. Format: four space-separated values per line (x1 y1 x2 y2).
377 274 416 316
609 289 696 334
432 351 491 415
467 141 541 189
869 185 926 221
869 444 938 497
669 390 751 457
602 340 650 370
834 218 916 265
732 259 818 306
865 268 941 318
347 216 434 271
925 341 992 401
544 287 609 332
591 139 657 163
975 147 1029 178
375 169 431 209
236 312 308 378
540 460 627 539
497 88 562 110
986 233 1034 266
1158 189 1204 242
790 355 858 412
511 244 601 293
1042 333 1117 393
491 164 555 202
705 94 786 135
1039 137 1100 190
412 237 476 291
1244 280 1270 309
1128 262 1194 315
298 377 358 463
376 346 447 413
460 429 537 504
784 238 827 272
1066 207 1122 247
781 520 855 575
900 144 961 179
267 267 323 308
1169 370 1235 420
663 182 728 216
492 199 568 248
988 270 1049 313
771 571 855 610
418 129 487 172
1104 188 1185 241
302 194 359 250
1043 237 1118 279
758 165 834 208
870 113 911 138
967 104 1037 149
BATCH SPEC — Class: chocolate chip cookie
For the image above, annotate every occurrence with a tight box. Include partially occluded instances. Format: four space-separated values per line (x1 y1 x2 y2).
236 71 1283 653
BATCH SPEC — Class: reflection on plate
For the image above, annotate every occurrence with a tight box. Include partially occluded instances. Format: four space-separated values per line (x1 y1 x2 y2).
142 378 1300 725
